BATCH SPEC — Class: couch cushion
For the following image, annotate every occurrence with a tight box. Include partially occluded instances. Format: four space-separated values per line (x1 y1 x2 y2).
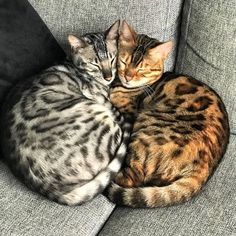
0 161 115 236
99 134 236 236
28 0 183 71
0 0 65 102
175 0 236 133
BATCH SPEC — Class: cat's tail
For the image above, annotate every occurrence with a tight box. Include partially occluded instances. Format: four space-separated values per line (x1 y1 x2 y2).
58 119 132 206
107 173 208 208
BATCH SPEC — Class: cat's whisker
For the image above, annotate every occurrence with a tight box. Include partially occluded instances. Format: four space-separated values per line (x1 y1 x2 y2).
141 84 153 99
140 85 150 97
144 87 152 98
146 84 155 94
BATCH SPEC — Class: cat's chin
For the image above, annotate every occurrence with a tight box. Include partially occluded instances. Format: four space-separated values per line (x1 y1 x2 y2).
105 80 115 86
120 80 153 89
120 83 139 89
119 79 139 89
95 77 114 86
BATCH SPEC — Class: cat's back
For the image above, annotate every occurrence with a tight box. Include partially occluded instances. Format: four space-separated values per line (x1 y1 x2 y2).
0 64 82 165
1 64 81 115
135 73 229 170
145 73 228 123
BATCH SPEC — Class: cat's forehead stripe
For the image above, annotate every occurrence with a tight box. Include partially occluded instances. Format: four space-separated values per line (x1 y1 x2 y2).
85 33 108 60
131 34 160 66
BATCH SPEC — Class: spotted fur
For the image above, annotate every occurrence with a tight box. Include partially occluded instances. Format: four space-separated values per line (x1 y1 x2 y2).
0 21 132 205
107 21 230 208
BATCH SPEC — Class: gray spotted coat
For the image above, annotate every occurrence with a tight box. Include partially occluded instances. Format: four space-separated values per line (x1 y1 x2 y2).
0 21 131 205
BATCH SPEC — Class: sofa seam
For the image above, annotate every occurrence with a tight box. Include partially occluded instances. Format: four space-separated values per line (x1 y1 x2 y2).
175 0 194 73
163 0 170 41
173 0 185 72
96 204 117 235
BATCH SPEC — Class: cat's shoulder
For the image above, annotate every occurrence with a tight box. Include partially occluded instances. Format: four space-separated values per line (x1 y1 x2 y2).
160 72 202 85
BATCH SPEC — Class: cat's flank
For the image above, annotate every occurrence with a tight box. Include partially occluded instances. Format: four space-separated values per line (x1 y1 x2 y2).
107 21 230 207
0 21 132 205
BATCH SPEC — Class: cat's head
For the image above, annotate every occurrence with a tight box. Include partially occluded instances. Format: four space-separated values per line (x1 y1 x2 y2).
118 21 173 88
68 20 119 86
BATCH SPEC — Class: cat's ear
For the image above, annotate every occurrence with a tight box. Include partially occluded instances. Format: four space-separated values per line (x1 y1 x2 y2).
106 20 120 40
148 41 173 60
68 35 86 50
119 20 136 44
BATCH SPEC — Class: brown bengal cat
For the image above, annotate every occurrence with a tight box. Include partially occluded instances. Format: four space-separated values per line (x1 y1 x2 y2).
106 21 230 207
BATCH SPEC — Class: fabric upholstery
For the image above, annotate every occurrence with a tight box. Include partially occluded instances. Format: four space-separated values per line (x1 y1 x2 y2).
0 161 115 236
0 0 65 102
175 0 236 133
100 135 236 236
28 0 184 71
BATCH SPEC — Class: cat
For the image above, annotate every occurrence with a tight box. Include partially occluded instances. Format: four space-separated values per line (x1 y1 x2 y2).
106 21 230 207
0 20 132 206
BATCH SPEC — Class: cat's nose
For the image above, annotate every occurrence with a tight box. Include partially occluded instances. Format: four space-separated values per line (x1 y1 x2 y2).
102 70 112 81
125 68 135 82
126 70 134 77
125 76 132 82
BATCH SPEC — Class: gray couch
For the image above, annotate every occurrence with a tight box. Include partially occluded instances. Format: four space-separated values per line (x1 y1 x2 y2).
1 0 235 235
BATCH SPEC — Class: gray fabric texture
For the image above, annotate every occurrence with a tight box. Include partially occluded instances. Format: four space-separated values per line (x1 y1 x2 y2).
175 0 236 133
28 0 183 71
100 135 236 236
0 161 115 236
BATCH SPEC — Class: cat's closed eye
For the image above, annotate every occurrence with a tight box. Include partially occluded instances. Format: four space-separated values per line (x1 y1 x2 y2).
150 69 161 71
137 68 151 74
120 59 127 65
111 57 116 64
90 62 101 70
137 68 145 71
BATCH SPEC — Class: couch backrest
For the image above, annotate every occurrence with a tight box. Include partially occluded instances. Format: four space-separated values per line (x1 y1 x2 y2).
175 0 236 133
28 0 183 71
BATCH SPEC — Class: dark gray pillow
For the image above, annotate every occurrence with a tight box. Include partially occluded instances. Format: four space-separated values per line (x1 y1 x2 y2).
0 0 66 101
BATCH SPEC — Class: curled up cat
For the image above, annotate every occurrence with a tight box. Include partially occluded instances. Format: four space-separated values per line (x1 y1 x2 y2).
106 21 230 208
0 20 132 205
